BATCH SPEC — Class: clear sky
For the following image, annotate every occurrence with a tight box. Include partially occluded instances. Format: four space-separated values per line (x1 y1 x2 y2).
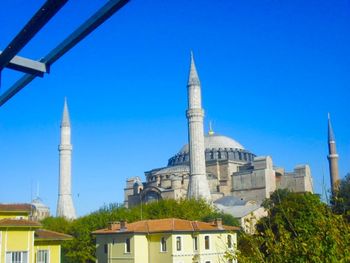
0 0 349 216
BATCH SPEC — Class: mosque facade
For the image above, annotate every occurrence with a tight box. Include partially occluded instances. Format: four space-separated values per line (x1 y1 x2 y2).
124 54 313 208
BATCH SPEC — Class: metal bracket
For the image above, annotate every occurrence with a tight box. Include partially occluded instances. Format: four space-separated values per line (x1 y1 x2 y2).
0 52 48 76
0 0 129 107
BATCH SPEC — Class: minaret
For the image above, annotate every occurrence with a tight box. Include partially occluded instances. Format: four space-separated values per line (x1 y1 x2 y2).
186 52 211 201
56 98 76 219
327 113 340 193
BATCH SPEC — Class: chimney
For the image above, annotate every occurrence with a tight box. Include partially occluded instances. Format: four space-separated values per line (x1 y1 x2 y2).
108 221 120 230
120 220 127 231
215 218 223 229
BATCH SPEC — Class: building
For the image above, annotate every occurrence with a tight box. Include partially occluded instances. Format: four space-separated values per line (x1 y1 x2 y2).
213 196 267 234
56 98 77 220
0 203 72 263
124 54 313 210
30 198 50 222
93 218 239 263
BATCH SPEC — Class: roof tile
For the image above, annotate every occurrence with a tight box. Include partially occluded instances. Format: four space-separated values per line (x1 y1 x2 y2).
0 203 32 213
0 218 41 227
92 218 239 235
35 229 72 241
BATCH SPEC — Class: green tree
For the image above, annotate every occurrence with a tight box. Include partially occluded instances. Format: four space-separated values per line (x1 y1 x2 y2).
331 173 350 222
233 190 350 263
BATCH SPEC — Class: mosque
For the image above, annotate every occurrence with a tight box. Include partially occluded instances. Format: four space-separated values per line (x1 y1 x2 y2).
124 54 314 214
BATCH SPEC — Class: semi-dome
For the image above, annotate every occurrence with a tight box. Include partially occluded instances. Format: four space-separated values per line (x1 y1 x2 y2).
155 165 190 175
31 197 49 209
179 134 244 153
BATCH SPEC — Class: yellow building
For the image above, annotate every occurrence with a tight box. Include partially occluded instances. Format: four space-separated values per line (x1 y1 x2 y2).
0 204 71 263
93 218 239 263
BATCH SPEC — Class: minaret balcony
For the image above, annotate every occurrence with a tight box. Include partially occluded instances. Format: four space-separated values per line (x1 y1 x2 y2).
59 145 73 151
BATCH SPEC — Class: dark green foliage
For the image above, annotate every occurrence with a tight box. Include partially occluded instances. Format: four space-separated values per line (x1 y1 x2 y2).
41 199 238 263
235 190 350 263
331 173 350 222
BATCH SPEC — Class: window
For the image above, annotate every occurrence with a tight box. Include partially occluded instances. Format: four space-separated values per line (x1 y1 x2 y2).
125 238 131 253
176 236 182 251
104 244 108 254
205 261 211 263
37 250 49 263
227 234 232 248
160 237 167 252
193 236 198 251
204 235 210 250
6 251 28 263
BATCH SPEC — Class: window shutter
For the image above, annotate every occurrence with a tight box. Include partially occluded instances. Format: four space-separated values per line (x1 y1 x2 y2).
6 252 12 263
22 251 28 263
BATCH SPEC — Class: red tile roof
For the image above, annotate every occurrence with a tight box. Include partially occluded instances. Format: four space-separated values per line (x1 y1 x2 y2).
93 218 239 235
35 229 72 241
0 219 71 241
0 218 41 227
0 204 32 213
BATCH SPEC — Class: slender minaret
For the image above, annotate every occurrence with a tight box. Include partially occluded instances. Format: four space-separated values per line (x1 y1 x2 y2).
186 52 211 201
57 98 76 219
327 113 340 193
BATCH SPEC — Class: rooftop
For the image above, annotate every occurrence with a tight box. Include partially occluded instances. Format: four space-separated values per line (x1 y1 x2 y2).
0 203 32 213
93 218 239 235
0 218 41 228
35 229 72 241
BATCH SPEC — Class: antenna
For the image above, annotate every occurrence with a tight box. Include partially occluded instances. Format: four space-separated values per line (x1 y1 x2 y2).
36 182 40 199
30 179 33 202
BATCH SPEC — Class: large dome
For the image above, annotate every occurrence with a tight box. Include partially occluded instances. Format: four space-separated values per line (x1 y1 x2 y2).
179 134 244 153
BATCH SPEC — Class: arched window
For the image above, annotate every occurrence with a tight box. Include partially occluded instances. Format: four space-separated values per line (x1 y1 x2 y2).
160 237 167 252
104 244 108 254
193 236 198 251
176 236 182 251
125 238 131 253
205 235 210 250
227 234 232 248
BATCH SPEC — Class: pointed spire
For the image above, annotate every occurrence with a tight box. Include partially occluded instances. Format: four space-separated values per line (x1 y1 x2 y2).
187 51 200 86
328 113 335 142
61 97 70 127
208 121 215 135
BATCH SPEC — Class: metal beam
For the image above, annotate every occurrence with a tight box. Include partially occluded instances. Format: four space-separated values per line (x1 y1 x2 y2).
0 0 130 107
44 0 130 65
0 73 37 107
0 0 68 71
0 51 48 76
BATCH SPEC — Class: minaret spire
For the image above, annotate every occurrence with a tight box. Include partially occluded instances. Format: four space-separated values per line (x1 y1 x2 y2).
188 51 200 86
327 113 340 193
61 97 70 127
57 98 76 219
208 121 214 136
186 52 211 201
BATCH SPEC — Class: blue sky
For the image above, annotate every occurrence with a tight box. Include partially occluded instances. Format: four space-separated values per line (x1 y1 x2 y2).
0 0 349 216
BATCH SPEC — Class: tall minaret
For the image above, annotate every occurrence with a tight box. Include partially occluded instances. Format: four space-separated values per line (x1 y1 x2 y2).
186 52 211 201
56 98 77 219
327 113 340 193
